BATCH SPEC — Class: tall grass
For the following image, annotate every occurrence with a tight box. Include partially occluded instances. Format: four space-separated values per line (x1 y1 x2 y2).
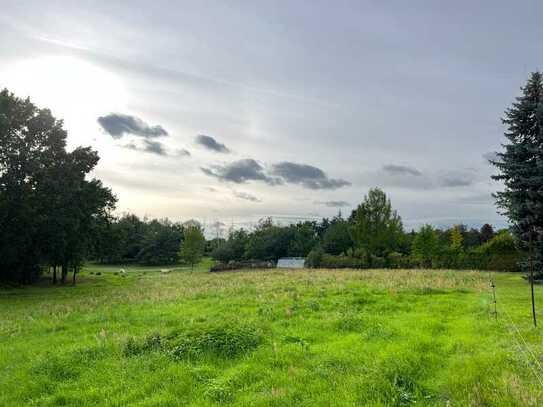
0 265 541 406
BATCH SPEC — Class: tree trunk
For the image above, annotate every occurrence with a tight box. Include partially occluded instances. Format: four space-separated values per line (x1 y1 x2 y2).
72 267 77 286
53 265 57 284
61 263 68 284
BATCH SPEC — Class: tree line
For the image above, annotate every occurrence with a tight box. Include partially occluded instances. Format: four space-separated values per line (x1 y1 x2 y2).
209 188 520 271
90 214 206 268
2 70 543 283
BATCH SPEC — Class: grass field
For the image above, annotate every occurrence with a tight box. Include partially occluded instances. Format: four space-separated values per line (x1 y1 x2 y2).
1 264 542 406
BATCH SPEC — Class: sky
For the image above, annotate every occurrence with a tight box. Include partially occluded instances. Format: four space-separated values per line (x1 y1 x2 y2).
1 0 542 234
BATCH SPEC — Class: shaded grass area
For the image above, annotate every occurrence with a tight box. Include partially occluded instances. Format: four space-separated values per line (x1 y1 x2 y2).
0 266 542 406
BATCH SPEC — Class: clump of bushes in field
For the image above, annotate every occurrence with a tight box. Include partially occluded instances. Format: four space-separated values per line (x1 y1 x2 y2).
122 325 262 361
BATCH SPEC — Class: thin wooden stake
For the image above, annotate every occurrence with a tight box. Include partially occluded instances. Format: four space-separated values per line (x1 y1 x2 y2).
488 269 497 319
492 280 497 319
529 230 537 327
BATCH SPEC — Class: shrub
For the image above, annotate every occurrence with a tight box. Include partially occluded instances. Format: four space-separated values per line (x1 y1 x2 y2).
305 247 324 268
387 252 414 269
210 260 275 272
369 255 387 268
320 254 367 269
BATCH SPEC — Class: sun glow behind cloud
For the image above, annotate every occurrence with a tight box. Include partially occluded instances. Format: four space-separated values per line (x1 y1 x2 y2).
0 55 128 152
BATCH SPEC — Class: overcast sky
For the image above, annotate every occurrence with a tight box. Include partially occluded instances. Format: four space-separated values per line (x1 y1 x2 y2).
2 1 541 233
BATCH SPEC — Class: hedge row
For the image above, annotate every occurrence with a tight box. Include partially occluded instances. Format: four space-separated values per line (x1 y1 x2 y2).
306 248 523 272
210 260 275 272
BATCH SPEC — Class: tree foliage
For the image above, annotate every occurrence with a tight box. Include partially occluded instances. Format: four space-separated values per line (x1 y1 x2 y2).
179 226 205 269
0 89 116 284
411 225 438 268
491 72 543 271
349 188 403 257
322 218 352 255
450 226 464 252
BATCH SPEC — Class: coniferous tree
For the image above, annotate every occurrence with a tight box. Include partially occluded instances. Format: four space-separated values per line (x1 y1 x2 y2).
491 72 543 275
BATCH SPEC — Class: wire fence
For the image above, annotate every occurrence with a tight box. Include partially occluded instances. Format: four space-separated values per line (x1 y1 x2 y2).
487 271 543 386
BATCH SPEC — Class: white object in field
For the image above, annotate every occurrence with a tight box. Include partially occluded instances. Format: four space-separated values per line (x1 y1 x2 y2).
277 257 305 269
160 269 171 273
119 269 126 274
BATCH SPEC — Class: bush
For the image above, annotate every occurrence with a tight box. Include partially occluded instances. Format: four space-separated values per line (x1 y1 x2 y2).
369 255 387 268
320 254 367 269
387 252 414 269
210 230 249 262
210 260 275 272
305 247 324 268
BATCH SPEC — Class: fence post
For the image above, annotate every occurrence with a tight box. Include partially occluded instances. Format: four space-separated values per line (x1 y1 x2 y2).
529 230 537 327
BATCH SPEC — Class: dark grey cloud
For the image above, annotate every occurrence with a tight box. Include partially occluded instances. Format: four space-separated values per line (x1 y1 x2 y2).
271 162 351 190
315 200 350 208
201 159 280 185
98 113 168 139
124 139 167 156
143 140 167 155
383 164 422 176
202 159 350 190
233 190 262 203
196 134 230 153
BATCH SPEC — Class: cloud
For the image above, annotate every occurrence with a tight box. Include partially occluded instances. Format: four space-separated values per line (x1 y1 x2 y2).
124 139 167 156
271 162 351 190
315 200 350 207
438 171 474 187
233 190 262 202
177 148 191 157
457 192 494 205
201 159 280 185
196 134 230 153
142 140 167 155
358 165 481 190
202 159 350 190
382 164 422 176
98 113 168 139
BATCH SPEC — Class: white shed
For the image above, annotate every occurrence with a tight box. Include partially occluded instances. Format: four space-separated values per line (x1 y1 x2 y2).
277 257 305 269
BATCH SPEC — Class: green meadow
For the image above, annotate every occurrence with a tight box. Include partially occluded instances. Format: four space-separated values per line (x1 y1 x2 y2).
1 265 542 406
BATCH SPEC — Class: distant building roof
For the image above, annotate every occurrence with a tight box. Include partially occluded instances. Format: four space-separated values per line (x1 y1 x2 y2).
277 257 305 269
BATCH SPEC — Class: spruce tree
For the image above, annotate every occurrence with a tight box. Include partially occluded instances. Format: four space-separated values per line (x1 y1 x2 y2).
491 72 543 276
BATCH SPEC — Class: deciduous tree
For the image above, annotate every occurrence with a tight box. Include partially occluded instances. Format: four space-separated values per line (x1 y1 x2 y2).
349 188 403 257
179 226 205 270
